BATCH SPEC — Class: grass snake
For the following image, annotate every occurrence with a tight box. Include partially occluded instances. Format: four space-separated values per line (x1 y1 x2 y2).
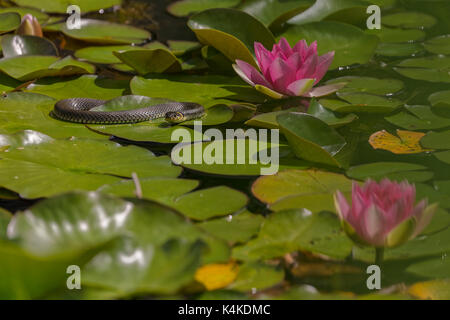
52 97 205 124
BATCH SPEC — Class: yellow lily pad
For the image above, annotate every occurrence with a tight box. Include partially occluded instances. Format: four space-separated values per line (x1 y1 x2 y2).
369 129 432 154
194 262 239 291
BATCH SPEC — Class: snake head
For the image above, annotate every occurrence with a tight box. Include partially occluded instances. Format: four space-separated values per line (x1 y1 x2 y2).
165 111 186 124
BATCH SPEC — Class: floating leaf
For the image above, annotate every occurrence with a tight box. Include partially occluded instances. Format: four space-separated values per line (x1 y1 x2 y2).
382 12 437 29
0 208 11 239
424 34 450 55
252 169 352 213
386 105 450 130
0 130 181 198
394 56 450 83
0 12 21 34
113 49 182 74
0 7 48 23
238 0 313 29
429 90 450 118
168 0 241 17
197 211 264 244
287 0 369 26
281 22 378 69
366 27 425 43
277 112 346 167
375 42 424 57
75 45 138 64
421 130 450 150
0 55 95 81
327 76 404 96
195 262 239 291
59 19 151 45
229 262 284 292
1 35 58 58
369 130 432 154
13 0 121 14
347 162 433 183
188 8 275 68
232 209 353 261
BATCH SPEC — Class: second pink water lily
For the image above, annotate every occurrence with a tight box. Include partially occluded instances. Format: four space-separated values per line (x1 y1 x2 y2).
233 38 345 99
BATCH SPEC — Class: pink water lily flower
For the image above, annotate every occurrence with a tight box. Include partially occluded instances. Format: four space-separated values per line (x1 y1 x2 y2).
16 14 43 37
233 38 345 99
334 179 436 248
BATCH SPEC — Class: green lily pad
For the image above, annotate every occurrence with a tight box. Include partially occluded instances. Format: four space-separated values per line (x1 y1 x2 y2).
25 74 129 100
9 191 229 263
167 186 248 221
174 138 309 177
229 262 284 292
167 0 241 17
1 35 58 58
0 241 91 299
326 76 404 96
424 35 450 55
287 0 370 26
188 8 275 68
12 0 121 14
0 12 21 34
429 90 450 118
394 56 450 83
82 236 205 296
59 19 151 45
277 112 346 167
382 12 437 29
131 74 259 108
366 27 425 43
113 49 182 74
281 21 379 69
346 162 433 183
238 0 313 29
421 131 450 149
0 130 181 198
375 42 424 57
320 94 403 113
0 55 95 81
75 45 137 64
252 169 352 213
386 105 450 130
0 7 49 23
197 211 264 244
232 209 353 261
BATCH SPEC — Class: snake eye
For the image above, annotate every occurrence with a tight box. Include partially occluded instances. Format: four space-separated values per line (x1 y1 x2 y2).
165 111 185 124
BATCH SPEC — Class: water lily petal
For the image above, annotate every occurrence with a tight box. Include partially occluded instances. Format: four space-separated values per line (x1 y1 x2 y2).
314 51 335 84
305 82 346 97
286 78 315 96
278 37 293 57
269 57 296 94
297 54 318 80
234 60 273 89
334 191 350 220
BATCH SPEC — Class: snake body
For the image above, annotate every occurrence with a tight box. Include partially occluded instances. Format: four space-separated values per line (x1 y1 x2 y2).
52 97 205 124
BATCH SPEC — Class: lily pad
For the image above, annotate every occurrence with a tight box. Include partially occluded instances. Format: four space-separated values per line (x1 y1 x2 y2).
75 45 137 64
0 55 95 81
429 90 450 118
277 112 346 167
238 0 314 29
326 76 404 96
366 27 425 43
0 7 49 23
232 209 353 261
375 42 424 57
281 21 379 69
369 129 431 154
0 130 181 198
1 35 58 58
386 105 450 130
394 56 450 83
421 131 450 150
320 94 403 114
424 35 450 55
60 19 151 45
347 162 433 183
197 211 264 244
188 8 275 68
409 280 450 300
252 169 352 213
382 12 437 29
168 0 241 17
229 262 284 292
113 49 182 74
287 0 369 25
131 74 259 108
0 12 21 34
0 73 21 93
12 0 121 14
0 208 11 239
